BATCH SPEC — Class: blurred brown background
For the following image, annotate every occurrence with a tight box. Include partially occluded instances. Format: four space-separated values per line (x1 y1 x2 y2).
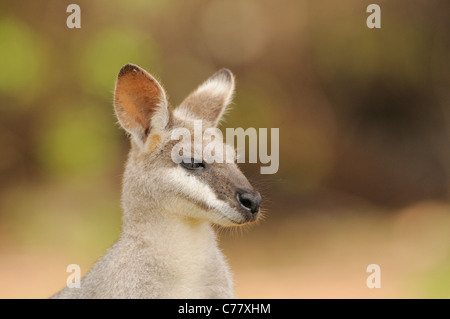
0 0 449 298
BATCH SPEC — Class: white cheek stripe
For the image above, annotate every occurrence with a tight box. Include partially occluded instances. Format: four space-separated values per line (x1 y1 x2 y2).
165 167 241 223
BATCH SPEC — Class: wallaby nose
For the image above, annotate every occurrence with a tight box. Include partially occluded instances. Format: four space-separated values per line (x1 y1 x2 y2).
237 190 261 214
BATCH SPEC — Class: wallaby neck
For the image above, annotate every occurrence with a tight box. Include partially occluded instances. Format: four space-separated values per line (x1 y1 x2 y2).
120 199 217 254
113 201 233 298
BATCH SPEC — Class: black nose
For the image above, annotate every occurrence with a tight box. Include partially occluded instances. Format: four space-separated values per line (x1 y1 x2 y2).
237 190 261 214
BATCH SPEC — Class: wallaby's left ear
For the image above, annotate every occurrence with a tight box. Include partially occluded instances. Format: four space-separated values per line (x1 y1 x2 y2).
175 69 235 127
114 64 170 146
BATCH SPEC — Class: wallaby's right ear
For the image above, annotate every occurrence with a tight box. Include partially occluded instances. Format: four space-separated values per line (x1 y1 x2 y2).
114 64 170 146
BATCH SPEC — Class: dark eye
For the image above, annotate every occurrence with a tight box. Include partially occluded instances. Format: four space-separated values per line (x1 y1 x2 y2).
180 159 205 171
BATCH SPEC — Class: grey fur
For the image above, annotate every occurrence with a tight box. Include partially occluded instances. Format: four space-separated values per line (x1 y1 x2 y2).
51 64 260 299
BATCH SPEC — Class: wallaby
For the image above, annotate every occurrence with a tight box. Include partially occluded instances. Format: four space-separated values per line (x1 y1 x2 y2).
51 63 262 298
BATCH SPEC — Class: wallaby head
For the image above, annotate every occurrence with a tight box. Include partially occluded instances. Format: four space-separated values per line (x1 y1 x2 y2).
114 63 261 228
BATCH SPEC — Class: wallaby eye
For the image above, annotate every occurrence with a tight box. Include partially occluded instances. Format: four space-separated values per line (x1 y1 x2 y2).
180 159 206 171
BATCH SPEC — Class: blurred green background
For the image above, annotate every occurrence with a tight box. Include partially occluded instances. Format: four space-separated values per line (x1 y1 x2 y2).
0 0 449 298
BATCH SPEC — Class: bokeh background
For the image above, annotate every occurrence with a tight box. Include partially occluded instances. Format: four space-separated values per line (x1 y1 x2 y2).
0 0 449 298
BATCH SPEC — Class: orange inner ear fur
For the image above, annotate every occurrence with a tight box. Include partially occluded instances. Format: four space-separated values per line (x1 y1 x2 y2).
115 66 162 136
147 134 162 152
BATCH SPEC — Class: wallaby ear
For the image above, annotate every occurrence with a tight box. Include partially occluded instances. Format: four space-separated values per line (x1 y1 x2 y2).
175 69 235 127
114 63 170 145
